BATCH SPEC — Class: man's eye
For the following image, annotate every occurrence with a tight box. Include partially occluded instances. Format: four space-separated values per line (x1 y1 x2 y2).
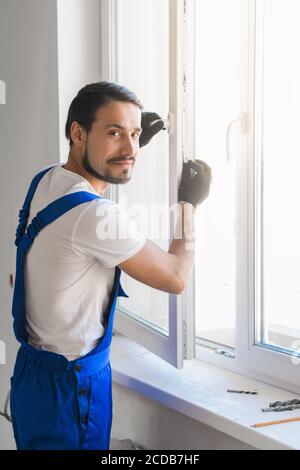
110 130 121 137
109 130 141 138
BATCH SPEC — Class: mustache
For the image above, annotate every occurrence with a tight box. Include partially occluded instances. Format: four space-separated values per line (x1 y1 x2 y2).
110 158 135 163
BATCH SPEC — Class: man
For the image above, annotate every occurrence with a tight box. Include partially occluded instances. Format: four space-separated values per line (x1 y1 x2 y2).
10 81 212 450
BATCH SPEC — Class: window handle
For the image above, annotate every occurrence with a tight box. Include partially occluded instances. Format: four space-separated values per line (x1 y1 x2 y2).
151 112 175 135
226 112 248 162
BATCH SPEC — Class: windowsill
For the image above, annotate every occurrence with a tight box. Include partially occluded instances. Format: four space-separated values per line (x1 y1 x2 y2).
111 332 300 450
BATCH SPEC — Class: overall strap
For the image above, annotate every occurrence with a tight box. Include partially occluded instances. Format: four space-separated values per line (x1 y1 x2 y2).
19 191 101 248
15 166 55 246
13 189 101 344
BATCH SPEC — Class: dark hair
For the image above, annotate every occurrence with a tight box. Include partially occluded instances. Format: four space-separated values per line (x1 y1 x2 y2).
65 81 144 147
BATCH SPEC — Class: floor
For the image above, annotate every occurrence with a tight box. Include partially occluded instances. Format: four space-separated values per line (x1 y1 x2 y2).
110 437 147 450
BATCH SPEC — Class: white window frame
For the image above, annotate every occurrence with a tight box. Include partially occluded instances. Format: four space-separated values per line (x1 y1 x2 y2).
99 0 196 368
195 0 300 394
101 0 300 391
237 0 300 390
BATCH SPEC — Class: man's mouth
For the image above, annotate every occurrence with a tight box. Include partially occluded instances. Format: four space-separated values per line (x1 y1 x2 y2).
110 160 133 168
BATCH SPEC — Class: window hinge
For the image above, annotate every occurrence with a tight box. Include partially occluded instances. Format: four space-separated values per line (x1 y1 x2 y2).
183 320 188 359
164 112 175 135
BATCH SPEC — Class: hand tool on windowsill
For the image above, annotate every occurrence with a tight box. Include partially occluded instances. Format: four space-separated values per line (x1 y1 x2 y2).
251 416 300 428
262 398 300 412
262 404 300 412
269 398 300 408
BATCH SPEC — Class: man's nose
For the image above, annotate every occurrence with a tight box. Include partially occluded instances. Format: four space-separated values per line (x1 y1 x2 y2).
120 136 137 156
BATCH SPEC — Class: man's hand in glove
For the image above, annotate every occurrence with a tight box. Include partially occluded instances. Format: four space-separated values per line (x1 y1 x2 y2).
178 159 212 209
139 112 165 148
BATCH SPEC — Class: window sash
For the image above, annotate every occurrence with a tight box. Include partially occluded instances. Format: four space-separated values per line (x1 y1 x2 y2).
100 0 300 390
100 0 197 368
228 0 300 391
191 0 300 393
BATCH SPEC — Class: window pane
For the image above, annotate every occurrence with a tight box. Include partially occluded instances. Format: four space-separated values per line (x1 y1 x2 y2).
116 0 170 335
195 0 241 348
255 0 300 352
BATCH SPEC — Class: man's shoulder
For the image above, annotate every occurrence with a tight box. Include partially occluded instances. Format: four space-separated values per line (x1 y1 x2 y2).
76 196 124 219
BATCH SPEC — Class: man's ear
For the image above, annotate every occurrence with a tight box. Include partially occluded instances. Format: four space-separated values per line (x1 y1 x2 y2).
70 121 87 148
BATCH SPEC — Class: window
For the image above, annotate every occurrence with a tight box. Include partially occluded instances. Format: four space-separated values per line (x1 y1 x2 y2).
100 0 191 368
236 0 300 389
254 0 300 355
109 0 170 337
194 0 240 350
101 0 300 390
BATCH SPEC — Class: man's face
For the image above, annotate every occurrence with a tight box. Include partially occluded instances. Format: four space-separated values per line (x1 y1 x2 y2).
78 100 142 185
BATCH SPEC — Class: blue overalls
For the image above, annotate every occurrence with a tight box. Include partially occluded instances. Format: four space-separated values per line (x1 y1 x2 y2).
10 166 129 450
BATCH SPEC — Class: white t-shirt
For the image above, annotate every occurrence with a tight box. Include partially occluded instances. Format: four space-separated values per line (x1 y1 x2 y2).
23 163 146 360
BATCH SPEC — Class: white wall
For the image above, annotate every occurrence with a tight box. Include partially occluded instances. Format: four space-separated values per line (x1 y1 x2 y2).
0 0 101 449
56 0 101 161
112 383 255 450
0 0 60 450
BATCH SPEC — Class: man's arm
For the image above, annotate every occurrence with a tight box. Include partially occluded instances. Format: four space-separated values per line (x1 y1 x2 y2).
118 202 196 295
118 159 211 294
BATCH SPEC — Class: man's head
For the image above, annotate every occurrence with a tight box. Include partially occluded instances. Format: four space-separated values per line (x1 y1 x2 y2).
65 81 144 185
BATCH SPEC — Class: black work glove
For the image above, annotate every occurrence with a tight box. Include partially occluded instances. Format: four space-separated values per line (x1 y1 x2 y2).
139 112 165 147
178 159 212 209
